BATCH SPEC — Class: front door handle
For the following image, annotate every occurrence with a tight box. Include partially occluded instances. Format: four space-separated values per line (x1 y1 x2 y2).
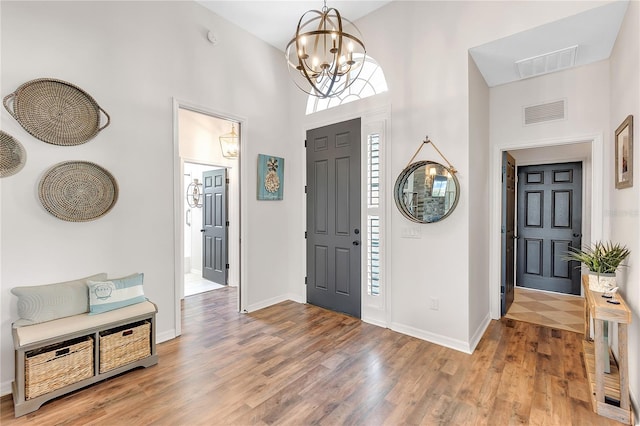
200 229 205 233
353 241 360 246
573 233 581 238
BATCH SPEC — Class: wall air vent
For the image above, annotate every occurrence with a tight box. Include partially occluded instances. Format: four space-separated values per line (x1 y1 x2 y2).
516 45 578 80
523 99 566 126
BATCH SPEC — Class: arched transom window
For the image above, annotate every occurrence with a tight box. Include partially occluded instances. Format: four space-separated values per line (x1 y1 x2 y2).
306 55 388 115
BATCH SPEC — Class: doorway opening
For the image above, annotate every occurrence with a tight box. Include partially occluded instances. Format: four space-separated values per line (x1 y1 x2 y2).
494 137 603 326
184 163 228 296
173 100 244 336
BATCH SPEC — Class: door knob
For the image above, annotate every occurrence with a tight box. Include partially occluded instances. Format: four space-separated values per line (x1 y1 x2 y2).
573 233 581 238
354 228 360 235
200 229 205 233
353 241 360 246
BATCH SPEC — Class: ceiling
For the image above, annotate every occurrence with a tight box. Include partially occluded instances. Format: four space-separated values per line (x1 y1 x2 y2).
198 1 629 87
197 1 392 51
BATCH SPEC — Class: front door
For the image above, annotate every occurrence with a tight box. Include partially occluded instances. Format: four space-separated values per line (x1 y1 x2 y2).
516 162 582 294
306 118 361 318
202 168 227 285
501 151 516 315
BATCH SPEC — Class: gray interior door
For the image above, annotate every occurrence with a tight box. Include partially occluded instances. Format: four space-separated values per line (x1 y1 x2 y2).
306 118 361 318
516 162 582 295
501 151 516 315
202 168 227 285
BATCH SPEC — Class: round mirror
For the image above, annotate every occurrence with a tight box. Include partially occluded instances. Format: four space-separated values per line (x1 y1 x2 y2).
394 161 460 223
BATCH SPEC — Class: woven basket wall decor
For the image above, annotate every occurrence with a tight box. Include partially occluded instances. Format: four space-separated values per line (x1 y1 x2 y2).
3 78 110 146
39 161 118 222
0 130 26 177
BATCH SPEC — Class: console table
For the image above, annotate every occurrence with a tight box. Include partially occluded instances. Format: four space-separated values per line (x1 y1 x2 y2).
582 275 633 425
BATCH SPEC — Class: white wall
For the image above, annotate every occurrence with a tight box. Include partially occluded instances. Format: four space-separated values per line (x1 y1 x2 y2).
352 0 605 352
609 0 640 417
0 0 297 394
468 55 491 348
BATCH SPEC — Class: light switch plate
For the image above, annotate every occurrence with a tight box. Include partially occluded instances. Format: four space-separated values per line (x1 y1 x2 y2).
401 227 421 238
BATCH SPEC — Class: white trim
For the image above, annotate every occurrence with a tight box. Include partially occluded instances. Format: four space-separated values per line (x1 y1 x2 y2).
245 294 303 313
156 329 176 344
469 314 492 353
1 381 11 397
172 98 249 338
390 322 473 354
489 133 604 319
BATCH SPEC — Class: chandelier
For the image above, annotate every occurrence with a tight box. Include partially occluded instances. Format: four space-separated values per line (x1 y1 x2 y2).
285 1 366 98
219 123 239 159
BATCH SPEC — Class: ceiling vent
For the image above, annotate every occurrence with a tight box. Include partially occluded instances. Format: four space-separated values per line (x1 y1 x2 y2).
515 45 578 80
523 99 566 126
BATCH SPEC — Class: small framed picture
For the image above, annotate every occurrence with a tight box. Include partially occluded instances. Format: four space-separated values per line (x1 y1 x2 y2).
615 115 633 189
257 154 284 200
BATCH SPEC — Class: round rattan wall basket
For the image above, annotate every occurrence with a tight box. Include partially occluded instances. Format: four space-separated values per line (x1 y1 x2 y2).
3 78 110 146
38 161 118 222
0 130 26 177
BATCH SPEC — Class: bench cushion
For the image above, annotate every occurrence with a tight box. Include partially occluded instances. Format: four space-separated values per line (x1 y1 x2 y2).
14 300 157 348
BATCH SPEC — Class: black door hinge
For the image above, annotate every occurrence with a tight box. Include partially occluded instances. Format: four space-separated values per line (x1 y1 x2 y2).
305 185 307 194
305 276 308 285
226 264 230 269
304 139 307 148
305 231 308 239
226 221 230 227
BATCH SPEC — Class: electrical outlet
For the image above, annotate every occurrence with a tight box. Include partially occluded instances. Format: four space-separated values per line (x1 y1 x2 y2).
430 297 439 310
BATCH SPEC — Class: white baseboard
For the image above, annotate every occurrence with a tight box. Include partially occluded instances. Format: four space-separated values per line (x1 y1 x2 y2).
1 380 12 397
362 316 387 329
246 293 304 313
390 322 472 354
469 313 492 353
156 329 176 344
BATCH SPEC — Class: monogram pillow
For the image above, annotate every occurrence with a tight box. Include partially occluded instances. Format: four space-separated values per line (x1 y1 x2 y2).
87 273 145 315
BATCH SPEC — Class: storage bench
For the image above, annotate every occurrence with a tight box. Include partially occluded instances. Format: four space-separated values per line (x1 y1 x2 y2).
12 300 158 417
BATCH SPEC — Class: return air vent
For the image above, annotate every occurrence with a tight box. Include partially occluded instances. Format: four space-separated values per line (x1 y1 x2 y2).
523 99 566 126
516 46 578 80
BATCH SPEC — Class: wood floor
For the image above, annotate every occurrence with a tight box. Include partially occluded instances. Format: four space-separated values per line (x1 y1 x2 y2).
1 287 622 425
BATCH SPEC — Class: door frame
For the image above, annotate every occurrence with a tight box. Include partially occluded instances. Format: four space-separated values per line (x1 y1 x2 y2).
172 98 248 336
299 104 391 327
490 133 604 319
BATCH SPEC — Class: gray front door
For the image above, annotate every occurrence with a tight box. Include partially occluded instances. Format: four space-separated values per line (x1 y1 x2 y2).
202 168 227 285
517 162 582 295
501 151 516 315
306 118 361 318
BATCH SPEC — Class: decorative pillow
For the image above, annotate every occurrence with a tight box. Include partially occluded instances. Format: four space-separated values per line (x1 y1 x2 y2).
87 273 146 315
11 273 108 326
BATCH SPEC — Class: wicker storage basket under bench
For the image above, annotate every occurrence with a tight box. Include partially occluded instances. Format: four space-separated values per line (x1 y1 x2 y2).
25 336 94 399
12 301 158 417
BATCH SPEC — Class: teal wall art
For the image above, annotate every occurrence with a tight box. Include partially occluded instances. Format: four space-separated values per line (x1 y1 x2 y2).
257 154 284 200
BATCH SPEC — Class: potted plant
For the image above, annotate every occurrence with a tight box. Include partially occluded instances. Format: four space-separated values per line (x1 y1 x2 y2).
565 241 630 292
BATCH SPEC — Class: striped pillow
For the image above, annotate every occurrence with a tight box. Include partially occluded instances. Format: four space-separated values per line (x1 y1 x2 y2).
87 273 146 315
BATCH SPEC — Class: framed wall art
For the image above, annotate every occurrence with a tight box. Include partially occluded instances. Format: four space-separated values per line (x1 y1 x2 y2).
257 154 284 200
615 115 633 189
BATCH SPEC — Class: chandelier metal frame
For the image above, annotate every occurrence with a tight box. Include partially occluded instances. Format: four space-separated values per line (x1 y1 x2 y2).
286 2 366 98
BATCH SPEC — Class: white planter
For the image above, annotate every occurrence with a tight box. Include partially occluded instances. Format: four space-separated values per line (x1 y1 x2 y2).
587 272 617 292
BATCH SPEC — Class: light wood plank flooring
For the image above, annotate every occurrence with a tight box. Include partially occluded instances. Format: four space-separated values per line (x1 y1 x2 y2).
1 287 621 425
